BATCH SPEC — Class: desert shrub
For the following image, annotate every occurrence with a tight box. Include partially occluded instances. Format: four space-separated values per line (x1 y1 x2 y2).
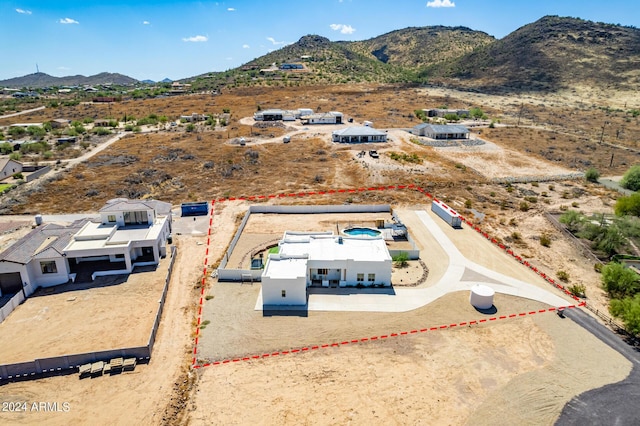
557 270 570 282
602 262 640 299
392 252 409 268
585 168 600 183
540 233 551 247
609 295 640 335
519 201 530 212
615 193 640 217
559 210 584 232
11 172 23 179
568 284 586 298
620 165 640 191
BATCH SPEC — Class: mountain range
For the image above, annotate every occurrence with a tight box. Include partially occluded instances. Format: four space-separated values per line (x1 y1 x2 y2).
2 16 638 93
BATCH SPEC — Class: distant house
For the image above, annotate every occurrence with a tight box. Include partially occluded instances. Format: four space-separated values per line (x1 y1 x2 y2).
0 198 172 298
0 158 22 181
331 126 387 143
50 119 70 129
279 63 304 70
94 119 110 127
423 108 470 118
412 124 470 140
180 113 208 122
300 111 343 125
261 231 392 306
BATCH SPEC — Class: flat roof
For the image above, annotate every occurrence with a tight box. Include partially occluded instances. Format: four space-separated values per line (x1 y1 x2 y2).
263 256 308 280
280 232 390 262
333 126 386 137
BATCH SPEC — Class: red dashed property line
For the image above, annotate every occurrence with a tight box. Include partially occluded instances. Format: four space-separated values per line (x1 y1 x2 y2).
191 200 216 367
192 303 586 369
190 183 586 368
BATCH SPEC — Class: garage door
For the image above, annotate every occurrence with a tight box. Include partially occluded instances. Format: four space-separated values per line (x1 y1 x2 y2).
0 272 23 294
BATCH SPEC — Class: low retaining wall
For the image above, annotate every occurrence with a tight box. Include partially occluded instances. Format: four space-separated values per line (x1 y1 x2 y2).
24 165 51 183
217 204 400 280
0 291 25 323
0 245 178 382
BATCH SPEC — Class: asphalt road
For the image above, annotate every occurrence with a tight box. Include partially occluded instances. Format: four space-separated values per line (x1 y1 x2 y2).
556 308 640 425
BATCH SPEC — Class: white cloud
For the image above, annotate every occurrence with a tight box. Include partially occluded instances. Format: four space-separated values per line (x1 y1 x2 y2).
182 35 208 42
57 66 71 71
16 8 32 15
242 44 250 49
143 20 150 25
266 37 286 45
329 24 356 35
227 7 235 11
59 17 79 24
426 0 455 7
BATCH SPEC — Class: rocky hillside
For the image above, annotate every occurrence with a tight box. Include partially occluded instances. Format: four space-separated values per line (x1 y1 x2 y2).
423 16 640 92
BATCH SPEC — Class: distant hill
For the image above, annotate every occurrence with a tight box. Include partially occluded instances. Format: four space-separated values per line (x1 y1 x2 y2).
347 26 494 68
0 72 138 88
186 16 640 94
423 16 640 92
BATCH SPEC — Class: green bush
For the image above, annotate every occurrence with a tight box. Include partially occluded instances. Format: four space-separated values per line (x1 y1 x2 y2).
585 168 600 183
568 283 586 298
392 252 409 268
620 165 640 191
540 234 551 247
609 294 640 335
601 262 640 299
557 270 570 282
615 193 640 217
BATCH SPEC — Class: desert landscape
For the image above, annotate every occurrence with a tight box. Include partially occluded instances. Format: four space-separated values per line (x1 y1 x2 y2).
1 11 640 426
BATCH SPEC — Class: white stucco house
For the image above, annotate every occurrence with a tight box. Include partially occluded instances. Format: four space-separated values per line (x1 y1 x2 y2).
331 126 388 143
261 231 392 306
412 124 470 140
0 198 172 298
0 159 23 181
300 111 343 125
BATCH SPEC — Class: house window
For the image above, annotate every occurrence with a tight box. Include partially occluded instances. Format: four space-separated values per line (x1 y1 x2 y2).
317 268 328 276
357 273 364 282
368 273 375 282
40 261 58 274
107 215 116 223
281 290 286 298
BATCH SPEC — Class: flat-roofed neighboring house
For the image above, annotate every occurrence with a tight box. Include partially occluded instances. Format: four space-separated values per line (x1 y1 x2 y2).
331 126 388 143
300 111 343 125
50 118 70 129
412 124 470 140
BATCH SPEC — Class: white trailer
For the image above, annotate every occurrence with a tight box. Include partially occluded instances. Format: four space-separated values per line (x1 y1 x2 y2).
431 199 462 228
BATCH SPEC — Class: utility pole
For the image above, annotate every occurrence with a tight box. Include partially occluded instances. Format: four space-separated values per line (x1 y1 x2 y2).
517 103 524 127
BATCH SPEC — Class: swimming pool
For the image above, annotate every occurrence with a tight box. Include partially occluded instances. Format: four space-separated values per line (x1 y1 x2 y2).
343 227 381 237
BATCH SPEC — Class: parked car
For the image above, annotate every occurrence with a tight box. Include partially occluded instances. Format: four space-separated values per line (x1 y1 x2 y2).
369 150 379 158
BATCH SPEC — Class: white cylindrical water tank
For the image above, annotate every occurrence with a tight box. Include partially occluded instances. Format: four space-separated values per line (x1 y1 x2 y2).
34 214 43 226
469 284 495 309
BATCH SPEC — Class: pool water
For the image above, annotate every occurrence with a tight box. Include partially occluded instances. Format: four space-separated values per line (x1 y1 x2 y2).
343 227 381 237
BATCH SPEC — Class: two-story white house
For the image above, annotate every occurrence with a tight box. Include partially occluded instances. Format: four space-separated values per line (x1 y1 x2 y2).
261 231 392 306
0 199 172 298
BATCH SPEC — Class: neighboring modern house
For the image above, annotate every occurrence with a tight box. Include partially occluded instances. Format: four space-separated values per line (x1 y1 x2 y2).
300 111 343 125
0 199 172 298
0 158 22 181
412 124 470 140
279 63 304 70
93 119 110 127
331 126 388 143
261 231 392 306
180 113 208 122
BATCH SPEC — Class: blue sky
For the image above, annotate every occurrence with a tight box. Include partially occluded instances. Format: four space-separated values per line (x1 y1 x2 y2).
1 0 638 82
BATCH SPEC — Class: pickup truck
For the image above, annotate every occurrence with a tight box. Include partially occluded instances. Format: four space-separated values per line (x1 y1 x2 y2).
369 150 379 159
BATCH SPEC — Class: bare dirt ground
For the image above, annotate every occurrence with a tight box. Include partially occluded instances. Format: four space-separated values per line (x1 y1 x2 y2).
0 83 637 424
0 258 171 363
0 235 201 425
190 303 631 425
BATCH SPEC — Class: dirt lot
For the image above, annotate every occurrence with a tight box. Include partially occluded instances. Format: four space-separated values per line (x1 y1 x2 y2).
190 303 631 425
0 257 170 364
0 83 637 425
